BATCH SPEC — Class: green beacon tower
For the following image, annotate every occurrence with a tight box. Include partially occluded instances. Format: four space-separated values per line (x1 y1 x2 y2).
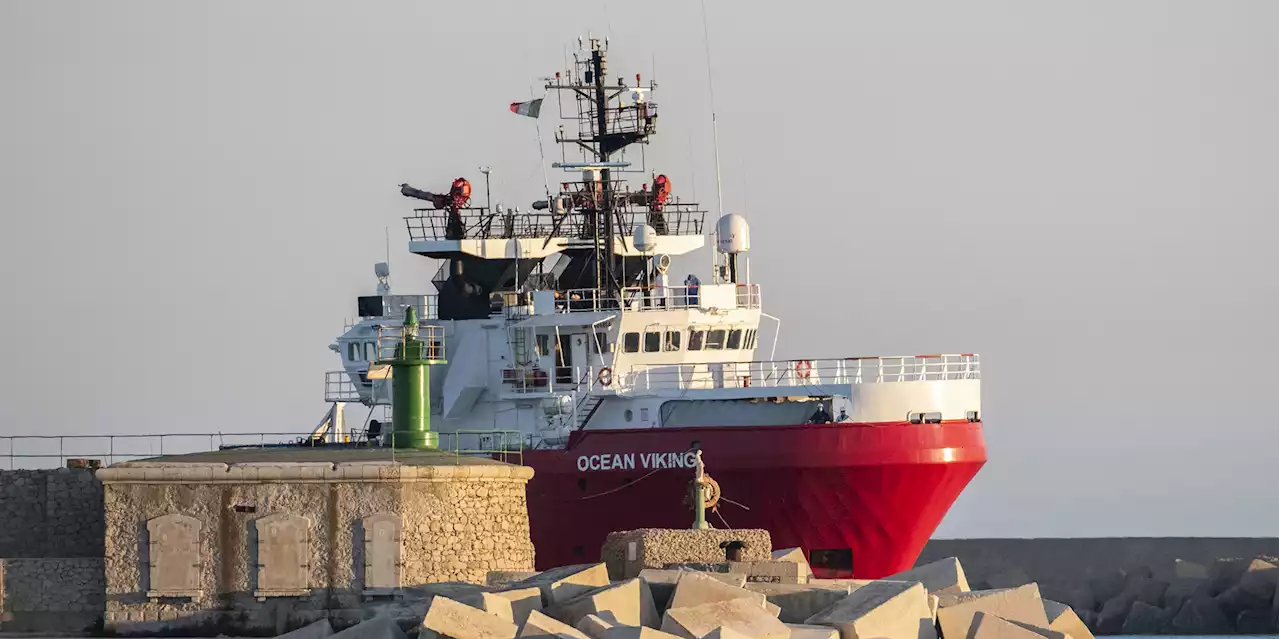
382 306 444 449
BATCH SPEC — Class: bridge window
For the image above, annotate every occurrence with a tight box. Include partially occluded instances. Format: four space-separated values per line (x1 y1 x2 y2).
643 331 661 353
688 329 705 351
745 329 758 349
706 329 726 350
592 331 610 354
364 342 377 361
347 343 358 361
727 329 743 350
623 332 641 353
664 330 682 351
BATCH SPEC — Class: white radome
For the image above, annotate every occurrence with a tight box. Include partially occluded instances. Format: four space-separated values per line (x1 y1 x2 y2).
715 213 750 254
634 223 658 253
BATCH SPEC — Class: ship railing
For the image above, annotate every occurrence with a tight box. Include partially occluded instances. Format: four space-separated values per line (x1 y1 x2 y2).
344 295 439 332
323 371 391 405
0 430 524 470
371 324 446 362
502 365 596 395
554 284 762 313
620 354 981 392
405 207 705 242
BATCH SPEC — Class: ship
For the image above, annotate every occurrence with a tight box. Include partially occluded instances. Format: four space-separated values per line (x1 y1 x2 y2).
319 37 986 578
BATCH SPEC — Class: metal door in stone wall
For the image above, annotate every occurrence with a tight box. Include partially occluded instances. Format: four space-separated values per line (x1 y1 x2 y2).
253 513 310 598
362 513 402 593
146 513 202 597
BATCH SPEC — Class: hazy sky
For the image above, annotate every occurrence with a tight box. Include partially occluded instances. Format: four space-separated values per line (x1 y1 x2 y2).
0 1 1275 538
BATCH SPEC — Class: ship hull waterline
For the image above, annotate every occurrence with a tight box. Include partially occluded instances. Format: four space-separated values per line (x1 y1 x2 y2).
514 419 986 579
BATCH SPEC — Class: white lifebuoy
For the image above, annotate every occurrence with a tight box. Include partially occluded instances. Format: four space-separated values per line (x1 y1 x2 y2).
795 360 813 379
598 367 613 387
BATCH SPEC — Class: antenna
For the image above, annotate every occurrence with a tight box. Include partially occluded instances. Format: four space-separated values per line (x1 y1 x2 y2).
384 225 390 288
700 0 725 283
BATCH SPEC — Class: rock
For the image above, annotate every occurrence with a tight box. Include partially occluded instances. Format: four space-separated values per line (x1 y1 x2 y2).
1237 558 1279 601
1236 608 1279 634
1167 596 1232 635
641 569 747 612
1174 559 1209 579
274 619 334 639
331 615 408 639
806 580 935 639
1042 600 1093 639
784 623 838 639
424 595 520 639
547 579 660 629
935 584 1048 639
1119 601 1173 635
1209 558 1252 596
773 548 814 578
1214 584 1272 621
966 613 1051 639
520 610 593 639
662 598 791 639
668 572 766 611
884 558 970 595
1094 577 1168 635
746 583 855 624
985 568 1032 590
575 613 618 639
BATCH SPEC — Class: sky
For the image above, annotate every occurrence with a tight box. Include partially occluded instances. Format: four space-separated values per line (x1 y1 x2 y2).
0 1 1275 538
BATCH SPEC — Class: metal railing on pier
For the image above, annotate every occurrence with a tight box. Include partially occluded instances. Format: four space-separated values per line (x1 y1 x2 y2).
0 429 524 471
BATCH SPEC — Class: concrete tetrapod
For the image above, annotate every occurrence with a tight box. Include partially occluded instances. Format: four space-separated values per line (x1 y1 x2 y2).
935 584 1048 639
662 597 792 639
520 610 594 639
424 595 520 639
804 580 935 639
883 558 971 595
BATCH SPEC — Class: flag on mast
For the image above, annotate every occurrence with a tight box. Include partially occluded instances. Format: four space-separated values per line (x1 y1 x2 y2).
509 98 544 118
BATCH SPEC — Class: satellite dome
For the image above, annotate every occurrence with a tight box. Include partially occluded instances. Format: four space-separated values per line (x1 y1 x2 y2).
715 214 750 254
634 223 658 253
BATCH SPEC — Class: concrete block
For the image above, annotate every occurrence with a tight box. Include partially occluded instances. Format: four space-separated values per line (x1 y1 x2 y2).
935 588 1012 609
1167 596 1232 635
765 601 782 617
929 595 939 621
1174 559 1209 579
704 625 753 639
662 598 791 639
772 548 814 578
1162 577 1209 612
1002 618 1069 639
491 572 542 587
1236 608 1280 634
547 578 660 629
1236 558 1279 601
642 569 749 612
600 627 683 639
1041 600 1094 639
935 584 1047 639
575 613 618 639
276 619 335 639
967 612 1051 639
728 561 811 584
805 580 934 639
331 615 408 639
512 564 612 606
746 583 853 624
495 586 546 626
424 595 519 639
521 609 593 639
460 592 519 623
885 558 970 595
1119 601 1173 635
784 623 838 639
669 572 766 611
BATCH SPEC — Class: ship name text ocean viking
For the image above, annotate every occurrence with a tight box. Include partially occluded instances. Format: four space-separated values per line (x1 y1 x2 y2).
576 451 698 472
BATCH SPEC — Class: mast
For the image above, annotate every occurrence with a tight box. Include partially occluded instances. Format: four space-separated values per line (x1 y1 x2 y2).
592 46 619 301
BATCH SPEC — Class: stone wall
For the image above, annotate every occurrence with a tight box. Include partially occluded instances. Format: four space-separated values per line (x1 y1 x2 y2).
0 558 104 632
99 462 535 635
0 469 103 558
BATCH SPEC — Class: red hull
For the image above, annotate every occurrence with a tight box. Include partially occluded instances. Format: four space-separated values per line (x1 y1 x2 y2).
519 420 986 579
